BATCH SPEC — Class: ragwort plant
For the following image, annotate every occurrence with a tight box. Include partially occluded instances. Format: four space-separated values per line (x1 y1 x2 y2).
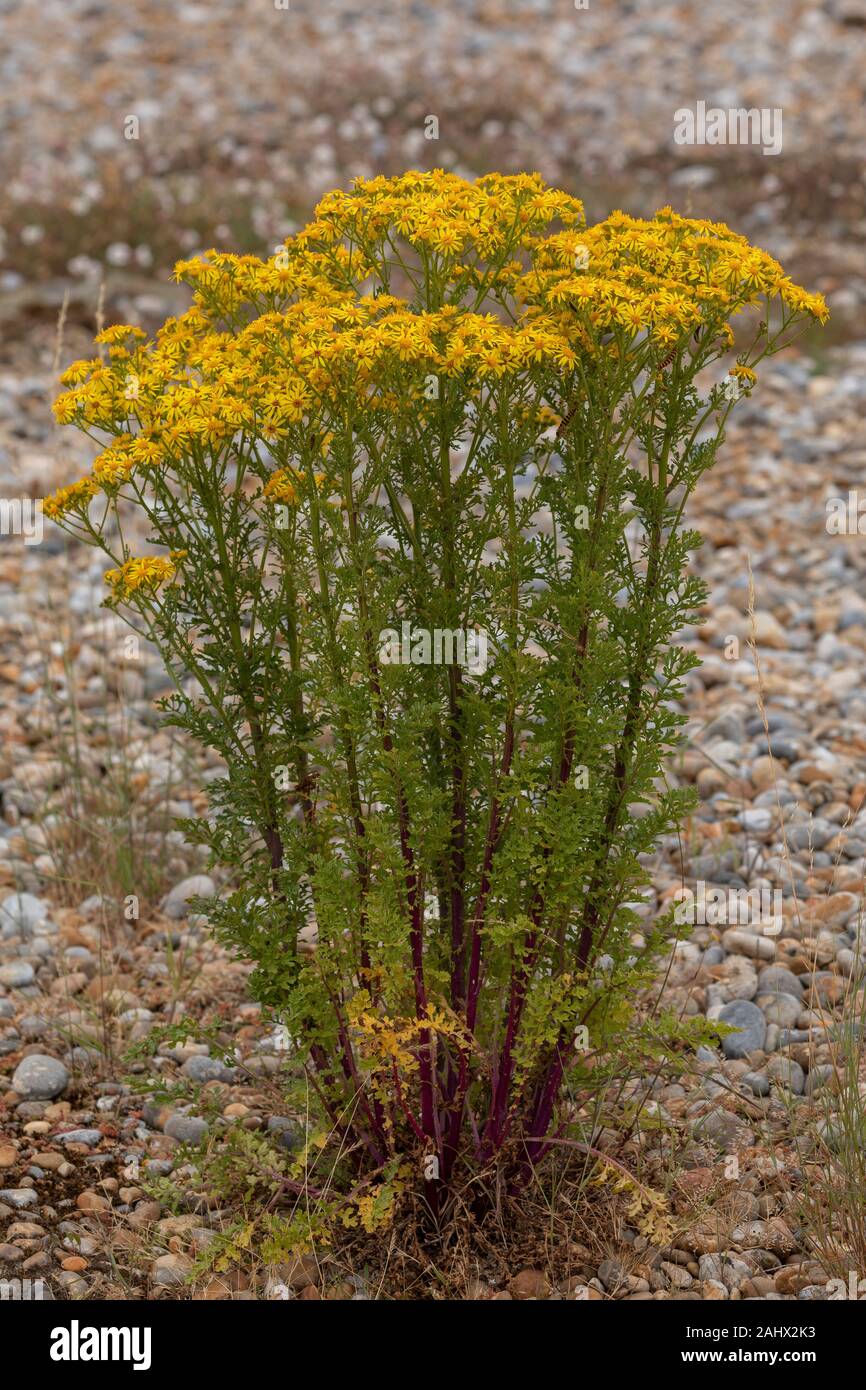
46 171 827 1221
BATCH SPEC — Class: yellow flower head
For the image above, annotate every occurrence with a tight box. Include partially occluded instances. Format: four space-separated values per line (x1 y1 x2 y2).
92 443 135 487
104 556 177 600
263 469 299 506
43 478 100 521
263 467 327 507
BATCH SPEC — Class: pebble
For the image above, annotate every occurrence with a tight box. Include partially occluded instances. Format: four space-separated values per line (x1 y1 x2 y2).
508 1268 550 1300
164 1115 209 1145
757 966 803 998
0 893 47 938
717 956 758 1000
692 1109 755 1150
162 875 217 920
766 1057 805 1094
720 931 776 961
0 962 35 988
75 1191 111 1214
0 1189 37 1209
718 1000 767 1058
11 1055 70 1100
757 993 802 1029
56 1129 103 1146
805 1065 835 1096
742 1072 771 1097
152 1253 193 1286
180 1055 232 1084
266 1116 303 1152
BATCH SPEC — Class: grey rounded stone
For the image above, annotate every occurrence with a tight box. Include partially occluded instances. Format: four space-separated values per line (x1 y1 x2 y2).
15 1101 47 1120
162 875 217 920
143 1159 174 1177
742 1071 770 1097
805 1065 834 1096
57 1129 103 1146
244 1054 280 1076
267 1116 303 1152
701 1071 728 1099
0 1189 38 1208
180 1055 227 1084
66 1046 99 1068
767 737 800 763
766 1057 805 1094
597 1258 627 1291
77 894 109 917
787 821 834 851
719 999 767 1058
0 893 47 938
721 930 775 961
151 1253 192 1286
18 1014 49 1038
0 962 35 988
11 1054 70 1100
692 1108 755 1149
57 1271 89 1296
64 946 95 966
719 955 758 1000
757 966 804 998
836 948 865 978
118 1008 154 1025
757 991 802 1028
164 1114 209 1145
266 1114 296 1133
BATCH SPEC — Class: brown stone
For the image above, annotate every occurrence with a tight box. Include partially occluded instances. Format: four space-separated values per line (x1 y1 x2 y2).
76 1190 110 1214
21 1251 50 1272
773 1261 827 1295
277 1253 321 1290
324 1281 355 1300
32 1151 65 1170
508 1268 550 1300
195 1277 235 1301
128 1201 162 1229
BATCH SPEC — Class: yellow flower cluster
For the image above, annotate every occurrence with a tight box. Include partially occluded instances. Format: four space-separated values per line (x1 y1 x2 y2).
299 168 584 258
44 173 826 524
519 207 827 348
103 555 178 599
42 477 99 520
262 466 326 506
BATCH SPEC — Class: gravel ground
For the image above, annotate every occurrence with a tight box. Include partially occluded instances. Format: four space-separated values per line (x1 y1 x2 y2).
1 0 864 331
2 0 866 1301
